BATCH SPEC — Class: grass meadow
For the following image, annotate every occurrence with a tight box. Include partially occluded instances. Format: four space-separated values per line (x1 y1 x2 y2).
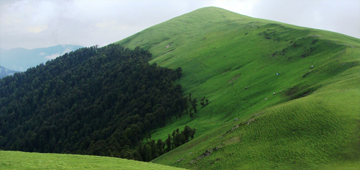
0 151 186 170
117 7 360 169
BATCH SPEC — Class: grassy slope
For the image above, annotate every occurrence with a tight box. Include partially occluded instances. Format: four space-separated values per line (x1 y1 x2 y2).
116 7 360 169
0 151 186 170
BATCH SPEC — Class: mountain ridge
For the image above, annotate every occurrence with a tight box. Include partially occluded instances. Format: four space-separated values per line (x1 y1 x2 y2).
116 6 360 169
0 44 83 71
0 65 18 78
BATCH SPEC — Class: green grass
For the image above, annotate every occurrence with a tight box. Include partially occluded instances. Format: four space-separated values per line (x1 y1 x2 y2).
116 7 360 169
3 6 358 170
0 151 187 170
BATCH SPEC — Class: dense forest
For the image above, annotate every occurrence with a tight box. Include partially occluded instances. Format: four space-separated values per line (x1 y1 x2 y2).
0 44 195 160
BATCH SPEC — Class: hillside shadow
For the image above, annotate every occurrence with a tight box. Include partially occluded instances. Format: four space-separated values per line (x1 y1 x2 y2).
283 84 321 100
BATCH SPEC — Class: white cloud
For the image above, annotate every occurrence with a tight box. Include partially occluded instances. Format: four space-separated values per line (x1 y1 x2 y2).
44 53 60 60
0 0 359 50
250 0 360 38
209 0 259 16
28 25 48 33
96 21 117 29
44 46 74 60
11 64 24 71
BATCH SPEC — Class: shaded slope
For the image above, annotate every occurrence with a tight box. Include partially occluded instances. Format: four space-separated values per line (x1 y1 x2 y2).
116 7 360 169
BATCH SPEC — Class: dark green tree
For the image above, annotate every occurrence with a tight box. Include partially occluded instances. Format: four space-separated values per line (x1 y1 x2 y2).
200 97 205 107
0 44 187 161
191 98 197 114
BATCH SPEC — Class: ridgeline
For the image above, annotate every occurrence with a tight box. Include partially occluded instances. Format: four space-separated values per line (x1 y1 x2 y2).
117 7 360 169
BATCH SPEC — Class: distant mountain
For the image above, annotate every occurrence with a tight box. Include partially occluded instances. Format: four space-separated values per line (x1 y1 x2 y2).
0 45 83 71
0 65 18 78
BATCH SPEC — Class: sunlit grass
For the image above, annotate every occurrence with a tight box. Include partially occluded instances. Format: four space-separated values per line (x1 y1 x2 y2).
117 7 360 169
0 151 187 170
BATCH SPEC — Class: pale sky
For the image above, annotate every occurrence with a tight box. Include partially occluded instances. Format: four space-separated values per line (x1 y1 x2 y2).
0 0 359 49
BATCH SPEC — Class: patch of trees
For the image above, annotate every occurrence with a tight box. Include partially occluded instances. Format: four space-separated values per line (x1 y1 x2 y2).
0 44 189 161
187 93 209 118
133 125 196 161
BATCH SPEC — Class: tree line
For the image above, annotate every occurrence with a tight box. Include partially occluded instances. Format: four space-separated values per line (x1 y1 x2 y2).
132 125 196 161
0 44 194 161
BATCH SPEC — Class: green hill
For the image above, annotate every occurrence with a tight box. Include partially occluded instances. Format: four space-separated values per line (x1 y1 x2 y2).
0 151 186 170
116 7 360 169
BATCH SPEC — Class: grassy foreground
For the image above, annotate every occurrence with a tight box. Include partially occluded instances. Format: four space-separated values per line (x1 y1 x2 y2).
0 151 186 170
117 7 360 169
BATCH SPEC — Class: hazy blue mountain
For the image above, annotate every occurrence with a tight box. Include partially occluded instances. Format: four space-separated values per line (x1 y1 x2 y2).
0 45 83 71
0 65 18 78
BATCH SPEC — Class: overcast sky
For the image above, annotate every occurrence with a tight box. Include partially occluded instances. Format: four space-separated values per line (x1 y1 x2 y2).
0 0 359 49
